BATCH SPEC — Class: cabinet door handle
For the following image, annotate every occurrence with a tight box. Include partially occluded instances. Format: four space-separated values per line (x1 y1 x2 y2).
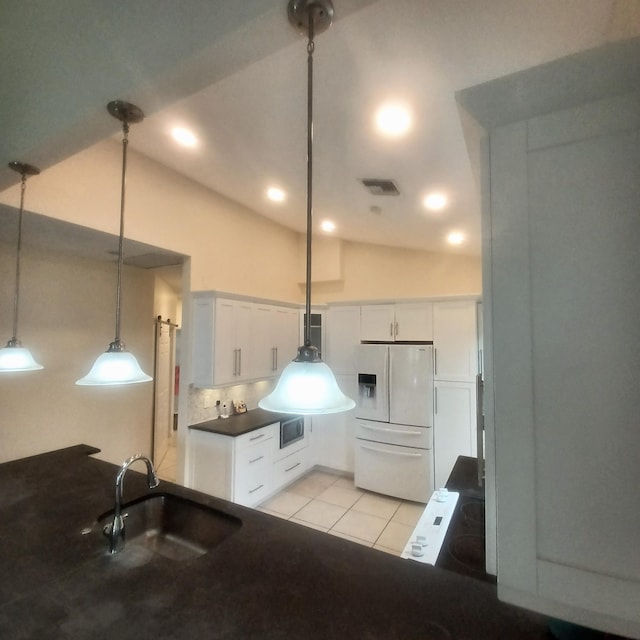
233 348 239 376
248 484 264 494
249 455 264 464
249 433 265 441
238 348 242 376
394 321 399 338
434 386 438 414
433 347 438 376
390 322 394 338
285 461 301 473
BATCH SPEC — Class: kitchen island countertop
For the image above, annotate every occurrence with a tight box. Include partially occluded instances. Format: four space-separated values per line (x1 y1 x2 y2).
0 444 552 639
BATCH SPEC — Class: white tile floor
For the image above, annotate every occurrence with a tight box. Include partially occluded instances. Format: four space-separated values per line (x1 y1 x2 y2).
157 445 426 557
258 469 426 556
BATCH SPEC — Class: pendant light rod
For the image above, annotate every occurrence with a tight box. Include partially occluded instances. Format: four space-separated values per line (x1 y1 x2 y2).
288 0 333 348
107 100 144 348
114 119 128 344
76 100 151 385
259 1 354 414
8 161 40 345
304 14 315 347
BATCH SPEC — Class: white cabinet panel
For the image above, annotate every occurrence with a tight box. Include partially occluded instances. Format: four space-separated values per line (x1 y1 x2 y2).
360 303 433 342
360 304 395 341
460 42 640 636
433 381 476 489
433 301 478 382
326 306 360 375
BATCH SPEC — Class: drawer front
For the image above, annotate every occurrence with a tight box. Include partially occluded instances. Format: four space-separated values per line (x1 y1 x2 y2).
354 440 433 503
355 420 432 449
273 446 309 491
234 439 272 507
236 423 276 450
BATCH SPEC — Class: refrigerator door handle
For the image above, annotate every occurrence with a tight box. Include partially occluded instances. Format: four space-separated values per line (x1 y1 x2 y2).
359 443 423 458
433 347 437 376
359 424 423 437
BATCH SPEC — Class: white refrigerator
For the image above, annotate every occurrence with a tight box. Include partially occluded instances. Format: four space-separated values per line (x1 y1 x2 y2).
354 344 434 502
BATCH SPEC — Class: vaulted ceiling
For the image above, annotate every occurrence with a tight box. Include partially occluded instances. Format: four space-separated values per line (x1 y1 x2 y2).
2 1 637 258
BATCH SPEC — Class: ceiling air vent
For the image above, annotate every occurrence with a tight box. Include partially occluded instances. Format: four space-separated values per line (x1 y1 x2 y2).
360 178 400 196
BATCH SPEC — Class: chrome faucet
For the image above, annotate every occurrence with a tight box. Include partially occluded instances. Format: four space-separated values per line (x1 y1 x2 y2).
104 453 159 554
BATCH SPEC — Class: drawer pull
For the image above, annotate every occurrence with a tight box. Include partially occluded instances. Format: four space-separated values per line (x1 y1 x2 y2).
249 455 264 464
249 433 265 441
248 484 265 494
285 461 301 473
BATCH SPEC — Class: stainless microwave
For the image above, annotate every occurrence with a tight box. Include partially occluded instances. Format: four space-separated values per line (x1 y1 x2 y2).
280 416 304 449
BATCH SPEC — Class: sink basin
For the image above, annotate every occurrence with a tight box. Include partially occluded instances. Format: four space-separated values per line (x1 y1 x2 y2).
98 493 242 561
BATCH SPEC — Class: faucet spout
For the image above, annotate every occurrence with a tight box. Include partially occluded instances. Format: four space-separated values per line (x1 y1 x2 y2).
105 453 159 554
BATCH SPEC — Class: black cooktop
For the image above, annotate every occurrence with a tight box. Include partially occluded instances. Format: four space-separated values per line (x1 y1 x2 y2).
436 456 496 584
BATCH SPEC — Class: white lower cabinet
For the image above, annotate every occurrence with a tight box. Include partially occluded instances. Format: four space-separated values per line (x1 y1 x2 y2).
187 424 276 508
187 421 310 508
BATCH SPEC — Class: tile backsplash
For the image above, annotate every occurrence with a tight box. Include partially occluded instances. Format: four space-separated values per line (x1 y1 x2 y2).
187 380 276 425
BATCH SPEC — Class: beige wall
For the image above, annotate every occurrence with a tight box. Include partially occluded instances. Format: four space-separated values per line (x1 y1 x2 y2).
312 241 481 303
1 139 481 307
0 140 303 303
0 242 155 464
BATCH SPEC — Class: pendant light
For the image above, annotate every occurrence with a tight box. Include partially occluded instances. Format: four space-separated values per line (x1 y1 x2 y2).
0 162 44 373
76 100 152 386
259 0 355 415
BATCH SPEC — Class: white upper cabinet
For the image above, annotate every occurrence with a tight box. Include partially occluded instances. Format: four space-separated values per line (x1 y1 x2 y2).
326 306 360 375
272 306 299 374
213 298 253 385
432 300 479 382
191 294 300 387
360 302 432 342
458 38 640 638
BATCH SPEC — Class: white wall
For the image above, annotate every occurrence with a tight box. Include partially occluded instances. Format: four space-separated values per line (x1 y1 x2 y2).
0 241 154 464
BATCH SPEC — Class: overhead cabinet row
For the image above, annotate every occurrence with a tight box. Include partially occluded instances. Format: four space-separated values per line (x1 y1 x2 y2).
192 295 480 388
192 296 299 388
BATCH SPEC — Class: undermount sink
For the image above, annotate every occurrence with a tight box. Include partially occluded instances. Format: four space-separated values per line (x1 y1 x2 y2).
98 493 242 561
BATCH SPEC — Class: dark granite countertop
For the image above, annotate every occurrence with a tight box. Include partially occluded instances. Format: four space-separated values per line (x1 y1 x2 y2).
189 407 295 437
0 445 552 639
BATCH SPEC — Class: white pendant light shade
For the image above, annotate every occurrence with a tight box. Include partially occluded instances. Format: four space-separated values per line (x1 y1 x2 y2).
259 358 355 415
76 344 152 386
0 341 43 372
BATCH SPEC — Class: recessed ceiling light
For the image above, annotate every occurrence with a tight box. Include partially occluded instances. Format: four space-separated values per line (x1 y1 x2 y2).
171 126 198 148
267 187 286 202
423 192 448 211
447 231 465 246
374 102 412 138
320 220 336 232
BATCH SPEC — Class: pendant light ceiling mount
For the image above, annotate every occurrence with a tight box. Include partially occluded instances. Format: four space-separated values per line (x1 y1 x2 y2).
107 100 144 125
287 0 334 35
